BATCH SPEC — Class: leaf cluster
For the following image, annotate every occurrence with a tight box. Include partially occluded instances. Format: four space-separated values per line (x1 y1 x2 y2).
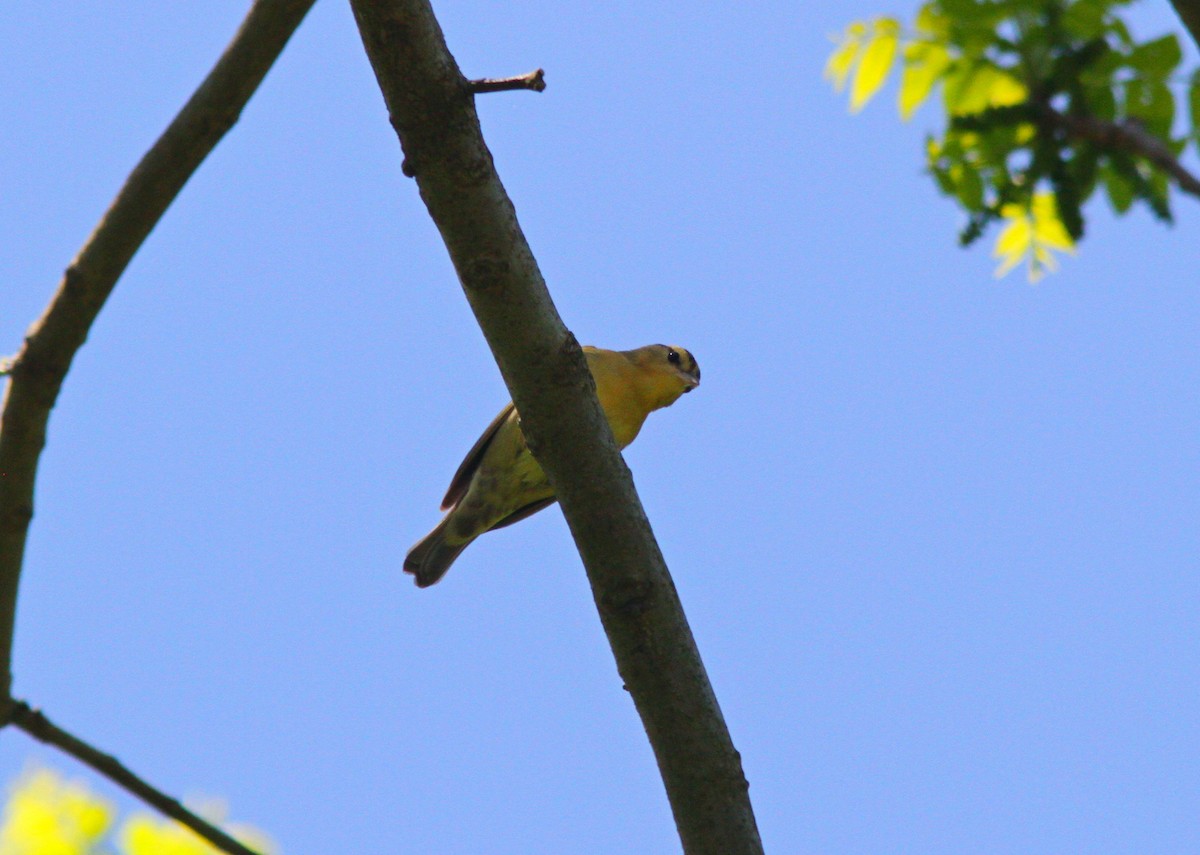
826 0 1199 279
0 766 274 855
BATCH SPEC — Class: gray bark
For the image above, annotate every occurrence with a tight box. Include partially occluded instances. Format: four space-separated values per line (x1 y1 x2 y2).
348 1 764 852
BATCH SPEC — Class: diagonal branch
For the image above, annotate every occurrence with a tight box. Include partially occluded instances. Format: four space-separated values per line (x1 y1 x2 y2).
11 701 263 855
0 0 313 840
0 0 315 706
1043 106 1200 199
348 1 763 852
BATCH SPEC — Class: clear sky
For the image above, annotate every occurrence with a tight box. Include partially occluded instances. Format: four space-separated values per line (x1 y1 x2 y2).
2 1 1198 852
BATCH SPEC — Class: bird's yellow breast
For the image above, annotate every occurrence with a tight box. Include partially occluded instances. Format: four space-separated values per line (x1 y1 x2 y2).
587 347 688 448
589 353 648 447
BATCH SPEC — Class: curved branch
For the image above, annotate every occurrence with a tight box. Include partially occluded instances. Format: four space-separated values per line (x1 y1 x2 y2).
1170 0 1200 53
1043 107 1200 199
348 1 762 852
0 0 316 707
11 701 263 855
0 1 313 844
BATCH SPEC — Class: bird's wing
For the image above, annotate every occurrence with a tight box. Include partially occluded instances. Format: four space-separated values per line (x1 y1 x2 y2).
487 497 558 531
440 401 516 510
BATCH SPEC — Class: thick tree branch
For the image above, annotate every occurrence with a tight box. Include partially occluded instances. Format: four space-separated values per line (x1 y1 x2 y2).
1170 0 1200 52
348 1 762 852
1043 107 1200 199
10 701 263 855
0 0 315 709
467 68 546 94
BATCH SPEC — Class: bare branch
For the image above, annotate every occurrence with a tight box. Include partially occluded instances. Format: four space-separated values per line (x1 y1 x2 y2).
1170 0 1200 53
468 68 546 94
349 1 762 852
8 701 263 855
0 0 315 708
1043 107 1200 200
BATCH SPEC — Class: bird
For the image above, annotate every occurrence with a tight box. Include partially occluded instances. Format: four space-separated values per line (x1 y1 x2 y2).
404 343 700 587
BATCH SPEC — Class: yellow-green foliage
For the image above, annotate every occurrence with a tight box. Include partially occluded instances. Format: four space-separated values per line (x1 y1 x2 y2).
825 0 1197 280
0 768 112 855
993 192 1076 280
0 766 274 855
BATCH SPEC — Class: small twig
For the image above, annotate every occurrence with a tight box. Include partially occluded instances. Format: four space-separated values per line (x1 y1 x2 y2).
467 68 545 94
0 358 13 377
7 700 263 855
1043 106 1200 199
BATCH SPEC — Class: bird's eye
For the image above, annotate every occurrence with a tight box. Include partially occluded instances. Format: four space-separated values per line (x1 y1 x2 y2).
667 349 680 365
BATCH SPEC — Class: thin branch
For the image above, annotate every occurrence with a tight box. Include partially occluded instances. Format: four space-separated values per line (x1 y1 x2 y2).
0 0 315 708
8 701 262 855
1043 107 1200 199
1170 0 1200 53
467 68 546 94
349 1 762 852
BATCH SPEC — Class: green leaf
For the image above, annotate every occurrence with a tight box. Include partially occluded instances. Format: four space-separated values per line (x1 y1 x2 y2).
850 18 901 112
944 64 1027 116
899 42 952 120
1079 49 1123 88
1083 83 1117 122
1070 146 1100 205
944 65 988 115
1062 0 1107 39
1190 70 1200 156
1103 163 1135 213
1125 78 1174 138
915 2 950 39
954 163 985 210
931 165 956 195
1126 34 1182 80
1147 168 1172 222
1109 19 1133 49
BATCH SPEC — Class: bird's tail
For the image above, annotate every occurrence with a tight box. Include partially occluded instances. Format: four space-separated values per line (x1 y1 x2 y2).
404 516 472 588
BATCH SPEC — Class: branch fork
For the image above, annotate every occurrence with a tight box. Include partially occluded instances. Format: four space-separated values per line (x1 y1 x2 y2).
7 700 263 855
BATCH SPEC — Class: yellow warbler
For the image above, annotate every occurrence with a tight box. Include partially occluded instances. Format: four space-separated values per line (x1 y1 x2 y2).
405 344 700 586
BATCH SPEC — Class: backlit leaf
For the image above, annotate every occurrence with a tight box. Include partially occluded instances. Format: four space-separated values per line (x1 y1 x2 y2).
900 42 953 119
944 64 1026 115
993 193 1074 280
1031 193 1075 251
850 18 901 112
992 214 1031 277
825 22 867 91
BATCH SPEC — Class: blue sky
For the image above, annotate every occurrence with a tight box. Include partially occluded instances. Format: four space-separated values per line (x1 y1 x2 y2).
1 0 1198 852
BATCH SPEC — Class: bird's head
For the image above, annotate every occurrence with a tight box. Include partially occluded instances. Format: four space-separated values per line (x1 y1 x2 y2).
622 344 700 410
658 344 701 393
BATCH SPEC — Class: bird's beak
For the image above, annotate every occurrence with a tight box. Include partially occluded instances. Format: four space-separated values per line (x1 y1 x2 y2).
679 367 700 393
